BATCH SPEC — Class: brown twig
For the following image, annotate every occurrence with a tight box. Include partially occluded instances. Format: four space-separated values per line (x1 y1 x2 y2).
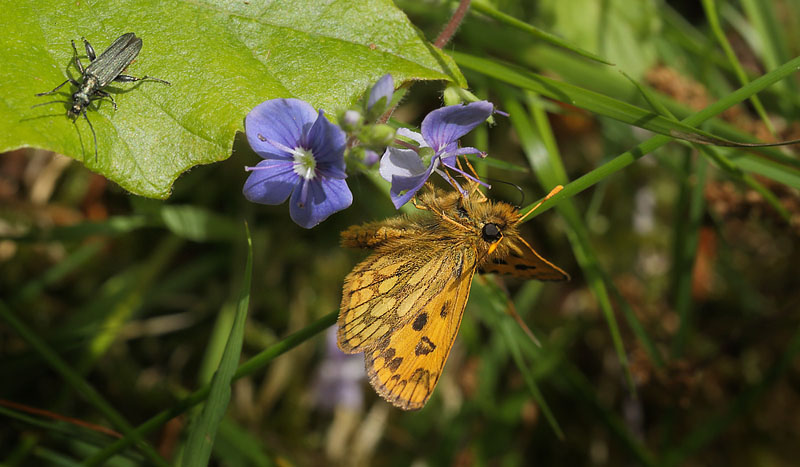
0 398 122 438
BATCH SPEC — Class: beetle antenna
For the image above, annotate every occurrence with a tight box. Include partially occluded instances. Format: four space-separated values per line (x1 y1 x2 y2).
31 100 70 109
81 111 98 162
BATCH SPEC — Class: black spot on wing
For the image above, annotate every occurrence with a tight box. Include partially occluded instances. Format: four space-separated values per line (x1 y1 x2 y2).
387 356 403 372
415 336 437 356
440 302 449 318
374 337 391 352
410 368 430 385
492 258 508 265
514 264 537 270
412 312 428 331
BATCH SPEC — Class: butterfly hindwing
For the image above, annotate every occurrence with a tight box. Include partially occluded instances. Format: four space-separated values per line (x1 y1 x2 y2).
364 248 477 410
340 217 421 250
481 236 569 281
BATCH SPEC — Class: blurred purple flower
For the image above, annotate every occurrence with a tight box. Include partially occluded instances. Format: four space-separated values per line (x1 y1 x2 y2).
243 98 352 228
379 101 494 208
363 149 380 167
313 326 365 411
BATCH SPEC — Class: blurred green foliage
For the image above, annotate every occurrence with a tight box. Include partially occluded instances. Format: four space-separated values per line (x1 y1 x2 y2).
2 0 800 465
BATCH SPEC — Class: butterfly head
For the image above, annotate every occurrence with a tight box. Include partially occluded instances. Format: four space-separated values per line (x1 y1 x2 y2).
482 222 503 254
447 190 522 259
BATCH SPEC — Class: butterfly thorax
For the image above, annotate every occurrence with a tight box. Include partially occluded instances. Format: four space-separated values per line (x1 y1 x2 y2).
417 187 526 267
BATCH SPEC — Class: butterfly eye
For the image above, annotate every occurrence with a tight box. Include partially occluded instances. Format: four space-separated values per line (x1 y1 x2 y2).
481 223 502 242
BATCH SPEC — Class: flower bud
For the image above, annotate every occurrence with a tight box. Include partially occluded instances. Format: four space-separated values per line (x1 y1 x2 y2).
362 124 396 146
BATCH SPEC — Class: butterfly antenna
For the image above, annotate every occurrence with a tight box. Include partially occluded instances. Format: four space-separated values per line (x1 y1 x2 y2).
426 170 471 232
482 177 525 207
519 185 563 222
462 157 480 179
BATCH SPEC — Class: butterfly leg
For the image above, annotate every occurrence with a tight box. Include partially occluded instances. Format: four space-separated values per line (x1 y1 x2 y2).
412 197 429 211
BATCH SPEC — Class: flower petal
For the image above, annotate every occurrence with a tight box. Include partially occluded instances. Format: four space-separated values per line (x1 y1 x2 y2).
367 74 394 111
290 178 353 228
305 110 347 172
396 128 428 148
379 147 427 183
242 159 297 205
246 99 318 160
421 101 494 152
388 162 436 209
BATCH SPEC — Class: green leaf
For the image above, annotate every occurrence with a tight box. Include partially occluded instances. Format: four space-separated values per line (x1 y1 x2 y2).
470 0 613 65
537 0 661 77
2 0 463 198
182 224 252 466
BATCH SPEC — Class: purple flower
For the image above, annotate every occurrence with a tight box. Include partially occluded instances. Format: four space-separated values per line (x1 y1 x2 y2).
367 74 394 113
363 149 379 167
312 326 365 411
243 98 352 228
379 101 495 208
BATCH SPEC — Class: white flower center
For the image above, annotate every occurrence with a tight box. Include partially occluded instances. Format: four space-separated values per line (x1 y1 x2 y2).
292 147 316 180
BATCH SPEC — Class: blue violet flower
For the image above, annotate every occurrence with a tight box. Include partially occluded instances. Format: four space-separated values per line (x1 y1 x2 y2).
243 98 352 228
379 101 495 208
367 74 394 114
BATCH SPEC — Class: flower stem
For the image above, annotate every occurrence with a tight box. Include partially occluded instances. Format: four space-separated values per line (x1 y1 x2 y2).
434 0 471 48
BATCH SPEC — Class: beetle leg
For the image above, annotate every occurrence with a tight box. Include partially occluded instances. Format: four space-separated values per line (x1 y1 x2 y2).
115 74 171 86
70 40 85 74
81 37 96 61
92 90 117 111
35 78 80 96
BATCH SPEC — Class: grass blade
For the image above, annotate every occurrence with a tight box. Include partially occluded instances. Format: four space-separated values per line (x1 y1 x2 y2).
0 301 167 466
501 89 637 393
470 0 613 65
181 224 252 466
84 310 337 465
702 0 775 135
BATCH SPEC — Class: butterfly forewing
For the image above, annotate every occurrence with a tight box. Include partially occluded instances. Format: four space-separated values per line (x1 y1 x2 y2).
338 241 470 353
365 248 477 409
